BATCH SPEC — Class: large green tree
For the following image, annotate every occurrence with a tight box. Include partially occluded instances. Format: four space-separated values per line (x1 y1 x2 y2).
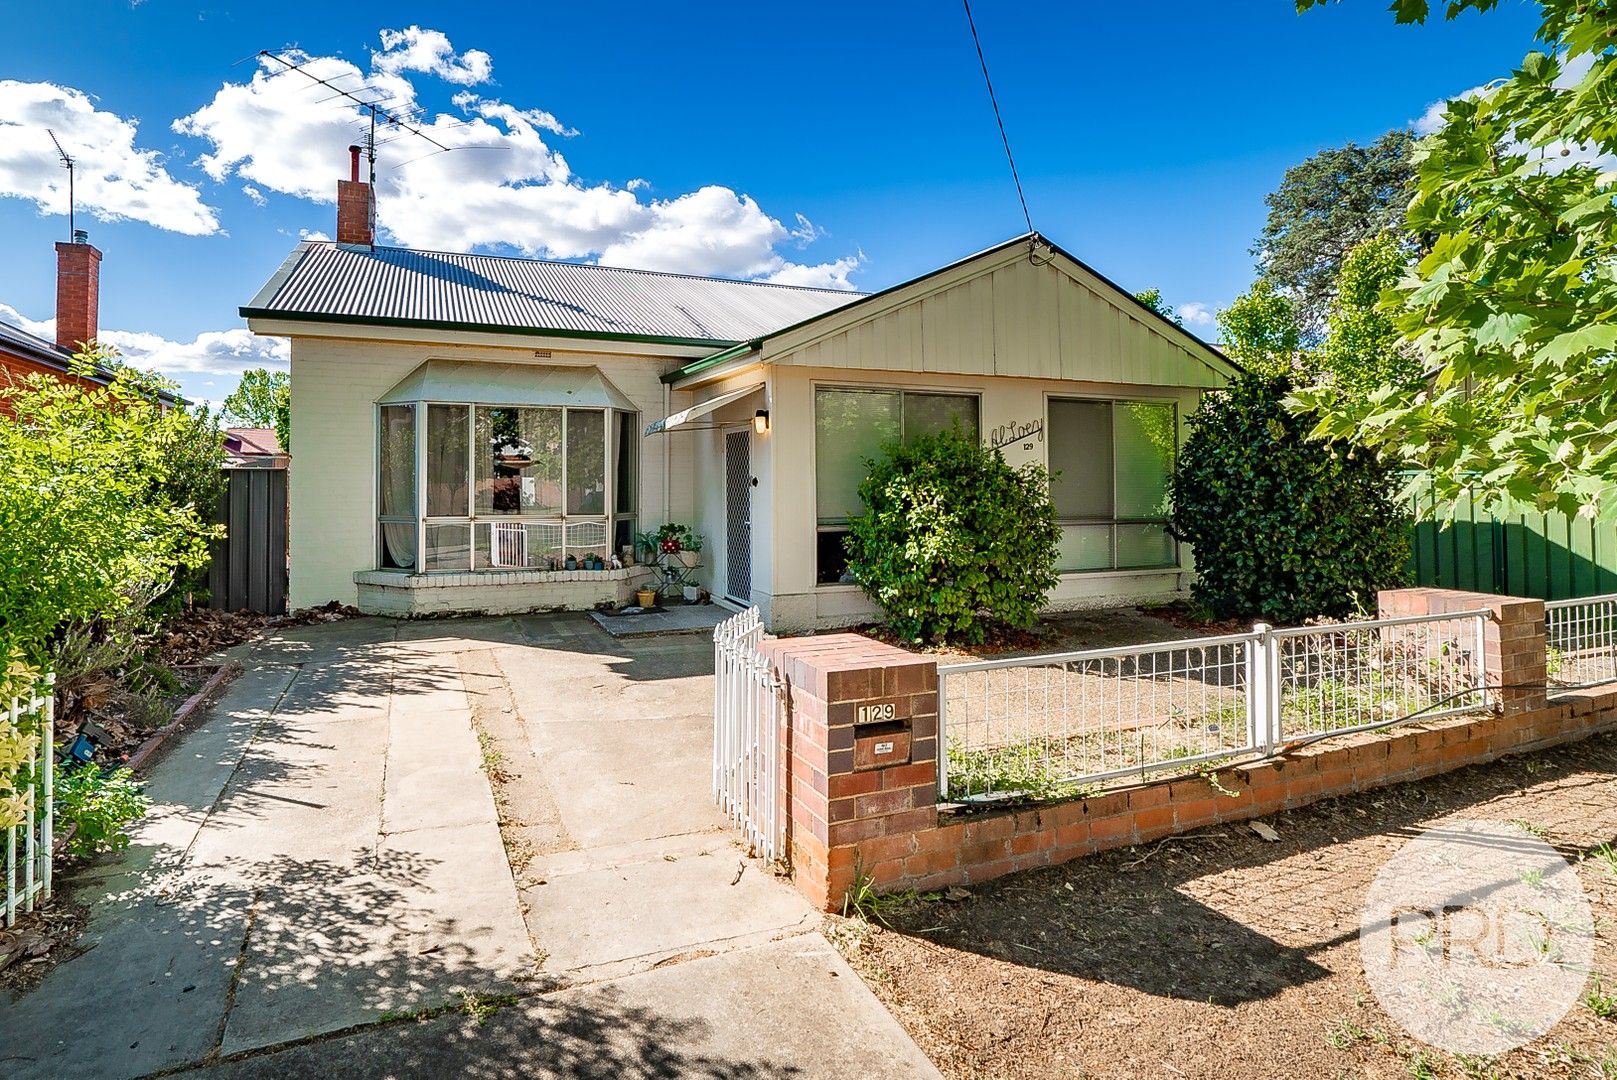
1311 233 1423 400
224 368 291 452
1253 129 1416 336
1217 278 1303 377
1296 0 1617 520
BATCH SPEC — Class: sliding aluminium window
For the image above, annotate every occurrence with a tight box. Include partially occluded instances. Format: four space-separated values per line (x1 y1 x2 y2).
813 386 980 585
1046 398 1178 572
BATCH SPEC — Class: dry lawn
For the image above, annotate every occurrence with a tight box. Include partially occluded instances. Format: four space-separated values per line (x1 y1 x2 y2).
829 732 1617 1080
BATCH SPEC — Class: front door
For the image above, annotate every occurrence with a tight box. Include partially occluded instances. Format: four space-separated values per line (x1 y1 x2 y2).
725 430 752 603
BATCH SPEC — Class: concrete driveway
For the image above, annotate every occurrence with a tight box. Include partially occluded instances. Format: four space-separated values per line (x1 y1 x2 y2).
0 613 939 1080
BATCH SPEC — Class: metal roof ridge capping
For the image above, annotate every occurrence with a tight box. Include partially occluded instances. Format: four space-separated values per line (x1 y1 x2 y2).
241 242 869 345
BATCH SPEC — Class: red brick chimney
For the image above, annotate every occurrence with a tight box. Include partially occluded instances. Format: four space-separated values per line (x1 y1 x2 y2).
55 230 102 353
336 145 375 246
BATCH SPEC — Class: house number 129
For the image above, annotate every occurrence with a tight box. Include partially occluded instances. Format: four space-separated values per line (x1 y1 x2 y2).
857 702 896 723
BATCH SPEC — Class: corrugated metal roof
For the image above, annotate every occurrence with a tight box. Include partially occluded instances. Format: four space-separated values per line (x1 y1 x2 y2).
243 243 866 345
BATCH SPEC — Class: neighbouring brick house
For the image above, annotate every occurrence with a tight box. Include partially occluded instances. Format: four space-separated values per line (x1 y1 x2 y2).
0 232 179 412
224 427 289 469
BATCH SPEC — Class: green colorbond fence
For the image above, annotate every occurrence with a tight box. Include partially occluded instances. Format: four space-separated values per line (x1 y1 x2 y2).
1408 490 1617 601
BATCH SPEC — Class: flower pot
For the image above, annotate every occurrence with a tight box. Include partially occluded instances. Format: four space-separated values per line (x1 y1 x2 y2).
682 585 701 603
676 550 702 569
635 588 658 608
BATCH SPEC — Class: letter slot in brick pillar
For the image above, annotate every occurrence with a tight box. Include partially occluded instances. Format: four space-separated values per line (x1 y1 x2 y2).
853 701 912 771
759 633 940 909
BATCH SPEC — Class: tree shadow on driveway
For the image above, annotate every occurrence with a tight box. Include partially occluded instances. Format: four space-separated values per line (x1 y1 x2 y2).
183 986 804 1080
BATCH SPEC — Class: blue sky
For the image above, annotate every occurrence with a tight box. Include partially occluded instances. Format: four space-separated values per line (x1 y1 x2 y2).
0 1 1544 407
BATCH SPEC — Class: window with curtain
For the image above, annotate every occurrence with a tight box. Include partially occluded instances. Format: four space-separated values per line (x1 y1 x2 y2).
377 402 636 573
813 387 979 585
378 404 417 570
1047 398 1177 572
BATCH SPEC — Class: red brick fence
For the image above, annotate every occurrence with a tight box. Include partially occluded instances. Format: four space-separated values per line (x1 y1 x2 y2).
754 588 1617 911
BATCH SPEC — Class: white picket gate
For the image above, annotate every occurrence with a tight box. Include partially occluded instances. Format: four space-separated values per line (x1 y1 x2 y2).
5 673 55 927
712 607 784 861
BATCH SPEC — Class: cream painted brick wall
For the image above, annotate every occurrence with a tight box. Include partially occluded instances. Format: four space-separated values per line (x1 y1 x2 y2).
288 334 690 610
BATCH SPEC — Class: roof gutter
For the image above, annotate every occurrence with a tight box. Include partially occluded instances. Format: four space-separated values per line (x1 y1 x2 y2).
661 339 761 385
238 307 742 352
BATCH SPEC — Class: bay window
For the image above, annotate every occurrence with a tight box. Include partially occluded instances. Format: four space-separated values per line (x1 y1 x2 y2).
1047 398 1177 572
376 391 637 574
814 386 980 585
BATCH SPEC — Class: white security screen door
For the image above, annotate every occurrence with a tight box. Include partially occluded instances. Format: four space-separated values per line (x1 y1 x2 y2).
725 430 752 603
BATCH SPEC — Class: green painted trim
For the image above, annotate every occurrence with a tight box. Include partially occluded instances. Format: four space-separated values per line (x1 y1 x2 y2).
660 340 761 384
236 307 741 351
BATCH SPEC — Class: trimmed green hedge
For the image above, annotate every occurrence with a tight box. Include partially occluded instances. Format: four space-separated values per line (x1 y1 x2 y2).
1169 374 1410 623
847 429 1060 644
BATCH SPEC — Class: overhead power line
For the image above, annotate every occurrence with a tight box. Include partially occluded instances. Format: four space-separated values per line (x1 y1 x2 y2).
256 49 451 183
961 0 1033 235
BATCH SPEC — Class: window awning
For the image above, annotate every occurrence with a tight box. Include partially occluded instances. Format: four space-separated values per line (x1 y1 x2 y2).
378 360 637 410
643 382 763 435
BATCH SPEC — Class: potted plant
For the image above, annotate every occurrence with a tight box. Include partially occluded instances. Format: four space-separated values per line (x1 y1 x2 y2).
677 531 704 569
655 523 704 568
634 529 660 565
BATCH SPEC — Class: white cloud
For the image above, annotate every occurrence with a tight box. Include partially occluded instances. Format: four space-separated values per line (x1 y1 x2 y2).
241 184 265 206
1176 302 1216 328
0 301 287 378
297 228 330 241
0 301 52 339
174 34 861 288
0 80 220 235
374 26 492 86
100 325 289 377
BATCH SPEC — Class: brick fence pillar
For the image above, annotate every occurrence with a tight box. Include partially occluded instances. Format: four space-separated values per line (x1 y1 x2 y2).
1377 587 1547 715
758 634 939 911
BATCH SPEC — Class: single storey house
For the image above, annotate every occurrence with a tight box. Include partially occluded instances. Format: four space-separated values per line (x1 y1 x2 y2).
243 161 1235 631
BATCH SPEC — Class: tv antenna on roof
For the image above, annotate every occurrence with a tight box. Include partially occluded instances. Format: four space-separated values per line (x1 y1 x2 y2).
46 129 75 241
257 50 451 184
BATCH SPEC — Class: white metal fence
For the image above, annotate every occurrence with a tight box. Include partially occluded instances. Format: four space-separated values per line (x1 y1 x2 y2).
1546 593 1617 687
938 611 1491 803
4 674 55 927
713 608 784 861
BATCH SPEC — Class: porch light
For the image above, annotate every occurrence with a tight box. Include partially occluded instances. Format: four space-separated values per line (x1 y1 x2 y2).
753 409 770 435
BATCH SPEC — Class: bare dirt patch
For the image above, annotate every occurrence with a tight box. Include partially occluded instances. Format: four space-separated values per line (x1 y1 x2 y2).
830 733 1617 1079
858 605 1216 665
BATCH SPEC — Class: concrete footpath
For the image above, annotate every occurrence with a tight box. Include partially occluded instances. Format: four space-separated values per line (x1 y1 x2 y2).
0 615 940 1080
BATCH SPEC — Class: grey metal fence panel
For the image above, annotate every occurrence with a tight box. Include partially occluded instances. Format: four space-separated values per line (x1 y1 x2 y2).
208 467 288 614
